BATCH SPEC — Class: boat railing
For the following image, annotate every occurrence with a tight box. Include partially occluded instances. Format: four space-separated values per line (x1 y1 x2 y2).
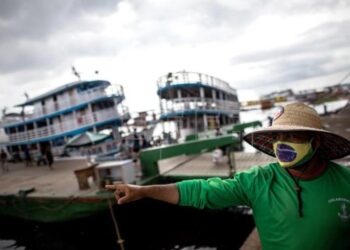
157 71 237 95
140 134 240 179
70 86 109 106
8 108 123 143
31 86 118 118
160 97 240 114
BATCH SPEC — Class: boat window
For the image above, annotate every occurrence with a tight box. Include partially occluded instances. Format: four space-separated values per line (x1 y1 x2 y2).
204 88 212 98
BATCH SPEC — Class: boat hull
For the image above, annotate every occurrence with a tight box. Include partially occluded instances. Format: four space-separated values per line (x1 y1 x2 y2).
0 193 114 223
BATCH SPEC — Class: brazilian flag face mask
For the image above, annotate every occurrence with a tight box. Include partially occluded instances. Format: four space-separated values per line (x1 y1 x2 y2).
273 139 315 168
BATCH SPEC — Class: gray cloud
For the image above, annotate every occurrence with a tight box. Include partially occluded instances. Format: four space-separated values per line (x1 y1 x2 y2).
257 0 350 15
231 18 350 90
128 0 266 46
0 0 121 75
231 20 350 64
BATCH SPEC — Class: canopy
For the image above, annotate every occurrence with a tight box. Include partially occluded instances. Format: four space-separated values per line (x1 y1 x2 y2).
66 131 112 147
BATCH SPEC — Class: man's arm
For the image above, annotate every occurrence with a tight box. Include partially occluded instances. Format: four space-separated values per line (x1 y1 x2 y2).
105 183 179 205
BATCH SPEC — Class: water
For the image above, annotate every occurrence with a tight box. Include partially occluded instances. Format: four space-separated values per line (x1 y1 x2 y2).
0 199 254 250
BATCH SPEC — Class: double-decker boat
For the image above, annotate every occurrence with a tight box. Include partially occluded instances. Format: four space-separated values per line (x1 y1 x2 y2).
156 71 240 142
1 80 130 158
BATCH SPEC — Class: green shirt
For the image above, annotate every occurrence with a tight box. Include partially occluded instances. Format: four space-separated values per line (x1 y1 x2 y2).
177 162 350 250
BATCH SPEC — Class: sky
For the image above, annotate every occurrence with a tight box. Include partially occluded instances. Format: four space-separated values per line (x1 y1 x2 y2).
1 0 350 115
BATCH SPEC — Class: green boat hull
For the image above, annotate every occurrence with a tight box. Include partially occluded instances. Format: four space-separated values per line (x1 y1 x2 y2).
0 192 114 223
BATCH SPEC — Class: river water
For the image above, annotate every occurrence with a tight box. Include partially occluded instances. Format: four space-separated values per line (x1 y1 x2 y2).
0 199 254 250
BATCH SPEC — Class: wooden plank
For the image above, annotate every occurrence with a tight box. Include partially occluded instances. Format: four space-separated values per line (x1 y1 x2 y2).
158 155 193 174
162 153 232 178
162 152 275 178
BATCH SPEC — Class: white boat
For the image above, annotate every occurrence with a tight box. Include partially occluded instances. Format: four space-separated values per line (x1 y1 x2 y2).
156 71 240 142
0 80 130 159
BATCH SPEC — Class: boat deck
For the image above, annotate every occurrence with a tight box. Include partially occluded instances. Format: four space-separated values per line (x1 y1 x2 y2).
158 152 276 178
0 158 99 198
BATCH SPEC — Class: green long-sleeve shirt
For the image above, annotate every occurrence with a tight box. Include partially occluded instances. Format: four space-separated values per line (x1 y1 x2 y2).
177 162 350 250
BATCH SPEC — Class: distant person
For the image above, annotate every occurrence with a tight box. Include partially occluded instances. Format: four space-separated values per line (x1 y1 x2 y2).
0 149 9 172
212 147 223 165
107 103 350 250
24 147 33 167
117 138 131 160
215 127 223 136
140 135 151 149
132 133 140 155
45 147 54 169
37 148 47 166
131 131 142 176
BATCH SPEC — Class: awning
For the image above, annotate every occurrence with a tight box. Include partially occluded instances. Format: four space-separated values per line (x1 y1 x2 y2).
66 131 112 147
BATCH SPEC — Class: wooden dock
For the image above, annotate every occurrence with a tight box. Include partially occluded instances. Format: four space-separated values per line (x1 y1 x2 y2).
0 157 98 198
0 152 275 199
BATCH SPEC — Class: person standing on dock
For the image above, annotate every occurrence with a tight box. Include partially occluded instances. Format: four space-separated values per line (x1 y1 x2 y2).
45 147 54 169
0 149 9 172
106 103 350 250
215 127 223 136
117 138 131 160
24 146 33 167
140 134 151 149
132 129 140 154
131 129 142 176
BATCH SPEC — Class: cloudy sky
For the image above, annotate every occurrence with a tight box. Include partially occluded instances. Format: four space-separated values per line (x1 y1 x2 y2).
1 0 350 114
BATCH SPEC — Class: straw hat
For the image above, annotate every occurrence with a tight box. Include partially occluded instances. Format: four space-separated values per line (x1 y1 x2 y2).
243 102 350 160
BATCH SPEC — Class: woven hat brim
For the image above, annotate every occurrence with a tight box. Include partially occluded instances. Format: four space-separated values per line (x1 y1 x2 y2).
243 125 350 160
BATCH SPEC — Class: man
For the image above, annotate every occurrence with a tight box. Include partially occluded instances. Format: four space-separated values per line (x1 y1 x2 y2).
0 149 8 172
24 146 33 167
117 138 131 160
215 127 223 136
140 134 151 149
106 103 350 249
45 147 54 169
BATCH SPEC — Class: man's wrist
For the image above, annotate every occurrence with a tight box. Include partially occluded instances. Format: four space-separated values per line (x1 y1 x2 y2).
139 185 150 198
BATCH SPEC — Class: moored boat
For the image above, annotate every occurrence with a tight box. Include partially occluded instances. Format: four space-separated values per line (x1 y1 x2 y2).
0 133 244 222
1 80 130 159
157 71 240 142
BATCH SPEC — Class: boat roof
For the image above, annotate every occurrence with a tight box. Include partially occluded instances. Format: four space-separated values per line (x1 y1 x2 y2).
16 80 110 107
157 71 237 95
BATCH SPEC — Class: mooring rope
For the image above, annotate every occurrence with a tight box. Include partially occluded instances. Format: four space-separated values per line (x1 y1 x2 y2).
108 198 125 250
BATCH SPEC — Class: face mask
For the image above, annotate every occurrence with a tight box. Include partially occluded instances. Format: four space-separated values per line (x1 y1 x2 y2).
273 139 315 168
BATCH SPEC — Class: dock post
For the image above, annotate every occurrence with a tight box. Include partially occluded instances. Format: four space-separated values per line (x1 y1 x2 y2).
228 146 236 176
